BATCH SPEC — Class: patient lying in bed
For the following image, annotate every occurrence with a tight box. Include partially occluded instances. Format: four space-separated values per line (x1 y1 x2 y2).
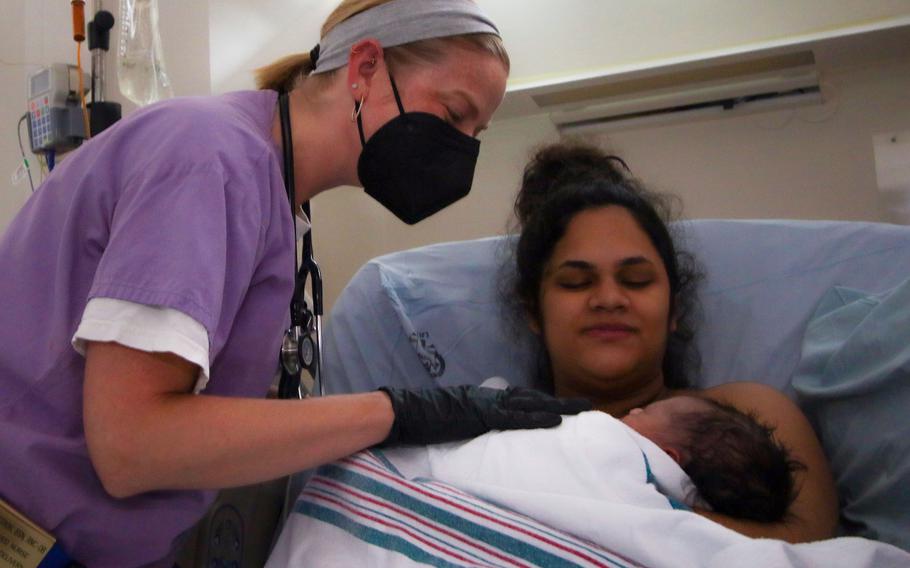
268 403 906 568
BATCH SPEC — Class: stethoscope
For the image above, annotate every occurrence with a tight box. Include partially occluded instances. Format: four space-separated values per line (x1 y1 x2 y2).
277 92 324 399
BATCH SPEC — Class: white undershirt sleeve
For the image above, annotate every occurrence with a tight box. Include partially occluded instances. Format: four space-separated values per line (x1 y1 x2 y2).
72 297 212 393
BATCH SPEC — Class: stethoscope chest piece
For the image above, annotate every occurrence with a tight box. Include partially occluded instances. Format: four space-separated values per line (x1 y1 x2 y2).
280 319 317 376
300 334 314 367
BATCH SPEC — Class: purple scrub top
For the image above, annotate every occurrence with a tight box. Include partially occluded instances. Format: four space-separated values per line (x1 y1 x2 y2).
0 91 295 566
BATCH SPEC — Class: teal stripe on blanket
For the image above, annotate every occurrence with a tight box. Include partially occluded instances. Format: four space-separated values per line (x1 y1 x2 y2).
300 500 470 568
316 461 614 568
415 477 626 568
373 446 623 566
303 485 496 566
642 452 690 512
371 448 402 473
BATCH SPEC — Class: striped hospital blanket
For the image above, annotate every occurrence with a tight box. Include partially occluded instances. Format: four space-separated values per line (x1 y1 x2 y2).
267 415 910 568
289 450 635 568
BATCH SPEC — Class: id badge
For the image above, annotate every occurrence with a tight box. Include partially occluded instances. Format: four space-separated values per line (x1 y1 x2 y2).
0 497 56 568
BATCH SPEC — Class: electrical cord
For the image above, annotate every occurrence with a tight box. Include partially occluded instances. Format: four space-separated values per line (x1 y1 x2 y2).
17 113 36 192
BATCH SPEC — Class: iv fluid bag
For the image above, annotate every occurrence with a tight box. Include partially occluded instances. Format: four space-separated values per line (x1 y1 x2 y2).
118 0 173 106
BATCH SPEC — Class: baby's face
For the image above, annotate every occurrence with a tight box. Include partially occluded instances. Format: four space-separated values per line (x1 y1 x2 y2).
621 396 707 447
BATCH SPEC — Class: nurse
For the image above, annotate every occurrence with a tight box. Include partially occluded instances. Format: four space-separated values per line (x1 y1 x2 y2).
0 1 587 566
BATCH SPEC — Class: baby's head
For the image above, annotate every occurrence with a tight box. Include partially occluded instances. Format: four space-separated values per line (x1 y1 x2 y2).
622 395 804 522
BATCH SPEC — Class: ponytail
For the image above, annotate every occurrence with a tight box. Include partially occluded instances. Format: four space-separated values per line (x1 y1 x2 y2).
254 0 393 92
254 52 316 92
514 142 629 228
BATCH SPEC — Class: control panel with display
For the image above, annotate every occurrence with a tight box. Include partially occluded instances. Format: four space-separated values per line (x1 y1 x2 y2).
26 63 90 154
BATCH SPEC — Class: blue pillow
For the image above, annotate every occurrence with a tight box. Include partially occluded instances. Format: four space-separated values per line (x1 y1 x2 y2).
792 277 910 550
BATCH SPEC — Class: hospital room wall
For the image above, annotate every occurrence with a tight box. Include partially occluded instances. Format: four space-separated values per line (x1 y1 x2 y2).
0 0 211 232
590 54 910 223
312 53 910 312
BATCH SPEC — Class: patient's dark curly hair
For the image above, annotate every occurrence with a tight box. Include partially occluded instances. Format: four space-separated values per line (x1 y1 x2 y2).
675 398 805 522
505 141 702 389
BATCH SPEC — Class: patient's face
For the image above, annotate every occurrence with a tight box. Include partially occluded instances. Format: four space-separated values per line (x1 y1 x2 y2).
536 206 673 401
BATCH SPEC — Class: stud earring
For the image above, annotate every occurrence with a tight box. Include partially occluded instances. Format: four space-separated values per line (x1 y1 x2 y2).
351 83 358 89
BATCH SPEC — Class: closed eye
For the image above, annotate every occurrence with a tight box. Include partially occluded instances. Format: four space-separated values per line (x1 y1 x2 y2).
558 280 592 290
442 105 464 125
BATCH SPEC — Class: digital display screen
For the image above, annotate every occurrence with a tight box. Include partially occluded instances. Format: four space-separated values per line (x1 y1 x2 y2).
30 69 50 97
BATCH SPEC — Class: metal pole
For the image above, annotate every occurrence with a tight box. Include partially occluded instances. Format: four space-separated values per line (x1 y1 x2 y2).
92 49 105 102
91 0 107 102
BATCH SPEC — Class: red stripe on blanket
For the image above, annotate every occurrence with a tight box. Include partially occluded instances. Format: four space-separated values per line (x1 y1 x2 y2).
304 488 491 566
310 477 531 568
343 454 617 568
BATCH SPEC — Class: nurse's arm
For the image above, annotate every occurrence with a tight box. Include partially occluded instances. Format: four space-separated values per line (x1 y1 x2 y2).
696 381 839 543
83 341 394 499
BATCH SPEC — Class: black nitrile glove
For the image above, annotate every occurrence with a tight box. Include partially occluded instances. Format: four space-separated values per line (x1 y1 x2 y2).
377 385 593 447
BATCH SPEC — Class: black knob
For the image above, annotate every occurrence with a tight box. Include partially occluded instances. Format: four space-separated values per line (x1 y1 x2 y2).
94 10 115 31
88 10 115 51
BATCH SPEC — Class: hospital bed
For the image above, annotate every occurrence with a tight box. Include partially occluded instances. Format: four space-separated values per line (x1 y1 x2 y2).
184 219 910 566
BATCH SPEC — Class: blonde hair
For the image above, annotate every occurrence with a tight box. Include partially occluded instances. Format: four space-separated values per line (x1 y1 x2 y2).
254 0 509 92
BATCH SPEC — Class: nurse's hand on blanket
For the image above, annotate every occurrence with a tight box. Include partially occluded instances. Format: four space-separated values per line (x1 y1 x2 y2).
377 385 592 446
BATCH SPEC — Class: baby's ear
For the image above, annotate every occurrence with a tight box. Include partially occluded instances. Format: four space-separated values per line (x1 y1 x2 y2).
661 445 684 466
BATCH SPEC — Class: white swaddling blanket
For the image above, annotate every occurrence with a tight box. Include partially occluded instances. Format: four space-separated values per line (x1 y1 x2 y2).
268 412 910 567
393 410 701 514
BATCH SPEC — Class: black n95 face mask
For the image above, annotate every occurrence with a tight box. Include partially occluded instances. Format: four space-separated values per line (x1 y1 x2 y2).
356 75 481 225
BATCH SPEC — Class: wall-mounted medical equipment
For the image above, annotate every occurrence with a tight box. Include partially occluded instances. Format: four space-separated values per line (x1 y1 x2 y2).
118 0 173 106
87 8 121 135
22 2 122 174
26 64 90 155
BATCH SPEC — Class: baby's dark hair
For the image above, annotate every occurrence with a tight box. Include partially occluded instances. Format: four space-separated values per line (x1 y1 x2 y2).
506 141 701 389
675 398 805 523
